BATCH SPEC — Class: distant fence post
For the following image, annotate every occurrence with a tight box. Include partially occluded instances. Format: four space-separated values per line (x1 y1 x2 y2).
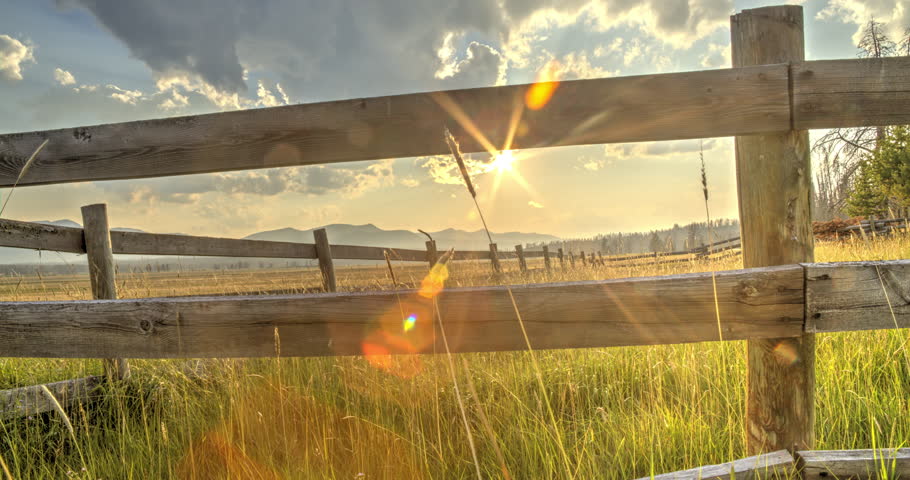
489 243 502 274
81 204 130 382
515 244 528 273
597 251 605 266
425 240 438 268
732 5 815 454
557 248 565 269
569 252 576 268
543 246 551 272
580 250 587 267
314 228 337 292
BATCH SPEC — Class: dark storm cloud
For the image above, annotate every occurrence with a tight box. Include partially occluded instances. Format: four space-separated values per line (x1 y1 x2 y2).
64 0 732 104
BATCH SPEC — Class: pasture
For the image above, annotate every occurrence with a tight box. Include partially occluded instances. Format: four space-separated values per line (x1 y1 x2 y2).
0 235 906 479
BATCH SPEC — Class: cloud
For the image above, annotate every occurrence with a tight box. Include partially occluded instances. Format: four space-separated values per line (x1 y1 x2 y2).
66 0 730 110
0 34 34 81
604 138 721 160
528 200 544 208
94 160 395 205
817 0 909 44
436 37 508 87
53 67 75 85
579 157 607 171
419 153 498 186
700 43 730 68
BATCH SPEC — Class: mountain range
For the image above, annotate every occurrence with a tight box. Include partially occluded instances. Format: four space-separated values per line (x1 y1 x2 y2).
0 220 561 265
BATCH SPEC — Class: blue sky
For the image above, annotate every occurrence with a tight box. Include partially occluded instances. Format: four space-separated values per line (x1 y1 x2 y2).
0 0 906 238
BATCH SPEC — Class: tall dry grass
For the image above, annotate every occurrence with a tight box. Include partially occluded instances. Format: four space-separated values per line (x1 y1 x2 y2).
0 234 906 478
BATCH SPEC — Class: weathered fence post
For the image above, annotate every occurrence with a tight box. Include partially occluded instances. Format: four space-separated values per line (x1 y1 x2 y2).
515 244 528 273
732 5 815 453
489 243 502 273
543 245 552 272
314 228 337 292
569 252 576 268
426 240 438 268
597 251 605 266
81 204 130 381
580 250 587 267
557 248 565 269
590 252 597 267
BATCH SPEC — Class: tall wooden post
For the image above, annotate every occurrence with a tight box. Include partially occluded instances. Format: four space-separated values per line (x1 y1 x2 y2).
557 248 565 269
543 245 552 272
732 5 814 453
580 250 587 267
489 243 502 273
515 244 528 272
314 228 337 292
426 240 438 268
81 204 130 381
597 251 605 266
569 252 576 268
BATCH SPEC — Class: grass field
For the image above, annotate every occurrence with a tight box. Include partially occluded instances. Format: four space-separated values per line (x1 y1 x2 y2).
0 235 908 479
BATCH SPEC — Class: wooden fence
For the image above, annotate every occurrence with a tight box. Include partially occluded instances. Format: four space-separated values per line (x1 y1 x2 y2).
1 4 909 477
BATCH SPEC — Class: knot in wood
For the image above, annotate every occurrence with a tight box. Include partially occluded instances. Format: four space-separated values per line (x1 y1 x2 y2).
138 318 154 334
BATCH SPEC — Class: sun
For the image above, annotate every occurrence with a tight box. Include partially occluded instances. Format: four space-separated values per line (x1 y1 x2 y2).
491 150 516 172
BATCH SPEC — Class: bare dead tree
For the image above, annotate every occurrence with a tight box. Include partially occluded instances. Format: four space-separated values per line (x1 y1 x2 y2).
813 143 855 219
812 19 901 220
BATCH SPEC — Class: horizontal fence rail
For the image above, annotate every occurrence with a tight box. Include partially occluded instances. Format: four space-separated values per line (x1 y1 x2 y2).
0 57 908 187
640 448 910 480
0 218 524 263
0 260 906 359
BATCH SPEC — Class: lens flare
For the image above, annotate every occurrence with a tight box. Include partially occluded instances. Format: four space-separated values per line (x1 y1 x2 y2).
491 150 515 172
525 60 561 110
419 263 449 299
772 341 800 366
403 314 417 332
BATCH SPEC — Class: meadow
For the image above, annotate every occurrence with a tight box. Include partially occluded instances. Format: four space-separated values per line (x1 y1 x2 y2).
0 235 907 479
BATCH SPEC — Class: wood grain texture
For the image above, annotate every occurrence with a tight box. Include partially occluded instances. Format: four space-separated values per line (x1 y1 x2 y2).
0 218 84 253
81 204 130 380
798 448 910 479
0 65 789 187
638 450 795 480
515 245 528 272
313 228 336 293
732 4 816 454
793 57 910 130
806 260 910 333
0 376 104 420
489 243 502 273
110 230 318 259
0 265 804 359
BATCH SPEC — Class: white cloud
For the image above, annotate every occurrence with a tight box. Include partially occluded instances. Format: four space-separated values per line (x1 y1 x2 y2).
53 67 75 85
400 177 420 187
580 158 607 171
435 37 508 87
95 160 396 205
604 138 723 160
0 34 34 81
817 0 909 44
700 43 731 68
419 153 498 186
107 84 143 104
528 200 544 208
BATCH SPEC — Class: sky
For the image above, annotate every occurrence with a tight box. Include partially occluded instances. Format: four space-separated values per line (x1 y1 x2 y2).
0 0 905 239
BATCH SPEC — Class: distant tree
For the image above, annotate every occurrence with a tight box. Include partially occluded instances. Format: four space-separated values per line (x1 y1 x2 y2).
648 232 662 253
814 19 905 219
846 159 888 217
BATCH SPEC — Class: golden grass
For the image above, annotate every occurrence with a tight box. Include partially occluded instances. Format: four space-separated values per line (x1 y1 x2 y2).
0 236 906 479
